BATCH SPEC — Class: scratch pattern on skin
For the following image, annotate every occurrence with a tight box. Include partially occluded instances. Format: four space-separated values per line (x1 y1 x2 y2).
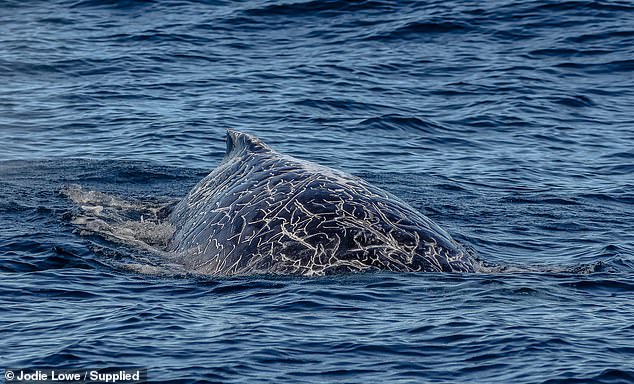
167 130 477 276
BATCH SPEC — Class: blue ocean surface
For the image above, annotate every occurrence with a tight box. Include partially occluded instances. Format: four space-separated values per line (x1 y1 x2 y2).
1 0 634 383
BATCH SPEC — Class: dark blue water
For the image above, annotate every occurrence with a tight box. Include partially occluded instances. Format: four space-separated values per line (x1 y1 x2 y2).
2 0 634 383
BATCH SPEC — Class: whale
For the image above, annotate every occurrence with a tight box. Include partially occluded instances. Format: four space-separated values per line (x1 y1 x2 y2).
166 129 477 276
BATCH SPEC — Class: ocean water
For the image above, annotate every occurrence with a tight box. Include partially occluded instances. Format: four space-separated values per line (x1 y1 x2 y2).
1 0 634 383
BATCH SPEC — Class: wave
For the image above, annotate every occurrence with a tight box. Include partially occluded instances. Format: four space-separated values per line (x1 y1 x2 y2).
70 0 156 9
356 114 449 133
366 20 473 41
242 0 395 17
555 59 634 73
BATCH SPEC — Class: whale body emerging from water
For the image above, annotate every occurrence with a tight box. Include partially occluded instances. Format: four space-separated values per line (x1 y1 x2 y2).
166 130 477 276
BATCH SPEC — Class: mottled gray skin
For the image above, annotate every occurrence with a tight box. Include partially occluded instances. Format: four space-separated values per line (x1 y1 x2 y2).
167 130 477 276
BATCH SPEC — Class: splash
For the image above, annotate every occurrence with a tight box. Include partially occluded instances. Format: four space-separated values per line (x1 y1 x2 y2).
61 185 182 274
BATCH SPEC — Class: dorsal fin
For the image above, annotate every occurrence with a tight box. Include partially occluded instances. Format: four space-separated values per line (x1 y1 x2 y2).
225 129 271 157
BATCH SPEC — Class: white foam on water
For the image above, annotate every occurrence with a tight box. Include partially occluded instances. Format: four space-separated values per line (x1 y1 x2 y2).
62 184 181 275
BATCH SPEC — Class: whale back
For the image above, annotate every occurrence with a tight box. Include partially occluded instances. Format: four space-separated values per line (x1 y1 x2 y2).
167 130 476 276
